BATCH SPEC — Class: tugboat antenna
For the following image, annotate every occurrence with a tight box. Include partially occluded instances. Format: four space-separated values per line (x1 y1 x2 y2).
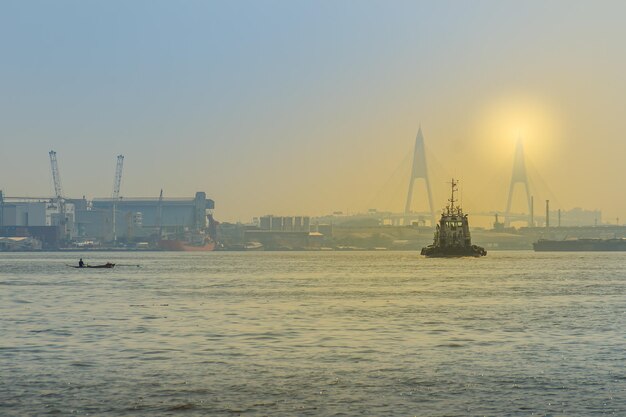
448 178 458 214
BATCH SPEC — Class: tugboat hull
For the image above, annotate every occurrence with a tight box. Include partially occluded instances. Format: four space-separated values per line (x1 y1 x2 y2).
421 245 486 258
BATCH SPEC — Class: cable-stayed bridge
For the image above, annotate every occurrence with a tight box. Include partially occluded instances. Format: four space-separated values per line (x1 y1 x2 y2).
400 128 550 228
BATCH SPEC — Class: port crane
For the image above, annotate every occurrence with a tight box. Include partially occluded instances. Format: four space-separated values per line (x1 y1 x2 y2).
49 150 68 240
112 155 124 199
111 155 124 243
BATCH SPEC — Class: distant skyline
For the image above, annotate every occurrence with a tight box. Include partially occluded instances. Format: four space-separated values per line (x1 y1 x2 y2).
2 1 626 222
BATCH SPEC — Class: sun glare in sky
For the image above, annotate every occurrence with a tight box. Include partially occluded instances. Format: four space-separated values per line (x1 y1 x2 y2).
475 94 563 167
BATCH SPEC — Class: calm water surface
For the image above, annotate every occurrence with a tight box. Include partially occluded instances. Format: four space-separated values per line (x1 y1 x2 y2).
0 251 624 416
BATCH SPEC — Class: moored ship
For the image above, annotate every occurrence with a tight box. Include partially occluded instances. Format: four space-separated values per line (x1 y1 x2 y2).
158 238 216 251
533 238 626 251
421 179 487 258
157 213 219 251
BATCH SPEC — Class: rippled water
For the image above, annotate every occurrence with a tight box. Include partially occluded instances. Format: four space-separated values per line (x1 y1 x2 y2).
1 251 624 416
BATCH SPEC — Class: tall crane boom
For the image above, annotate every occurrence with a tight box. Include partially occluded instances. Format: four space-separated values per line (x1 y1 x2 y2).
112 155 124 199
49 150 67 241
111 154 124 243
49 150 63 199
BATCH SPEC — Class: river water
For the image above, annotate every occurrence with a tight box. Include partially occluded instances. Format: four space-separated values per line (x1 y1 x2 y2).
0 251 624 416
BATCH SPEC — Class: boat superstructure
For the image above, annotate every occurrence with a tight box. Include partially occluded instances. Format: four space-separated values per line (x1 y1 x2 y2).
421 179 486 257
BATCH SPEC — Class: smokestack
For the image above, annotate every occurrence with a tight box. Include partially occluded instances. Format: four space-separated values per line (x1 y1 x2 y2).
558 209 561 227
530 196 534 227
546 200 550 228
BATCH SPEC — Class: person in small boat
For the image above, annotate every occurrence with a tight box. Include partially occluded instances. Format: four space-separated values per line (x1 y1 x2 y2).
79 258 85 268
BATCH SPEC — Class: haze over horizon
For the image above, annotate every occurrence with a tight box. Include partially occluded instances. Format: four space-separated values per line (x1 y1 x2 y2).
2 1 626 223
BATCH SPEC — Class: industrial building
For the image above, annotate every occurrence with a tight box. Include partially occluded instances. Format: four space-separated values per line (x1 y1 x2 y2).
242 215 328 250
0 191 214 248
0 201 47 226
0 152 216 249
81 192 214 242
258 215 311 232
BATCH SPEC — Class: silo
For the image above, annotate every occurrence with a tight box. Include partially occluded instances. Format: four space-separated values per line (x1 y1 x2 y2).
260 216 271 230
271 216 283 231
282 216 293 231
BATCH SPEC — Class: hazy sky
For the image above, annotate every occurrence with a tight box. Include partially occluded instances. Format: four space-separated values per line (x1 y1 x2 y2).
2 1 626 222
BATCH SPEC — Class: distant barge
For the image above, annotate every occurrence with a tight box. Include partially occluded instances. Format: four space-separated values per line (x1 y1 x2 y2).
533 238 626 251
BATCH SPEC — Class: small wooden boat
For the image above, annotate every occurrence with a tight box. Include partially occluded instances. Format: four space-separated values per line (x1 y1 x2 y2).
70 263 115 269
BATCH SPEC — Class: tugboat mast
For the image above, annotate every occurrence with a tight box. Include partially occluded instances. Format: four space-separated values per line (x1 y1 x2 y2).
446 178 459 215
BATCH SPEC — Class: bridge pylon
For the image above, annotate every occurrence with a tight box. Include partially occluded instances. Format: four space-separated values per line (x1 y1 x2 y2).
405 127 435 226
505 138 532 226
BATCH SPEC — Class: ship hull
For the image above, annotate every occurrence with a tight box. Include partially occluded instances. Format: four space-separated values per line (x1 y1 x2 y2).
158 240 216 251
70 263 115 268
533 239 626 252
421 245 487 258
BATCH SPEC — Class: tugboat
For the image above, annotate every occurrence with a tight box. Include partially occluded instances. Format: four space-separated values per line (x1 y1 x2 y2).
421 179 487 258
